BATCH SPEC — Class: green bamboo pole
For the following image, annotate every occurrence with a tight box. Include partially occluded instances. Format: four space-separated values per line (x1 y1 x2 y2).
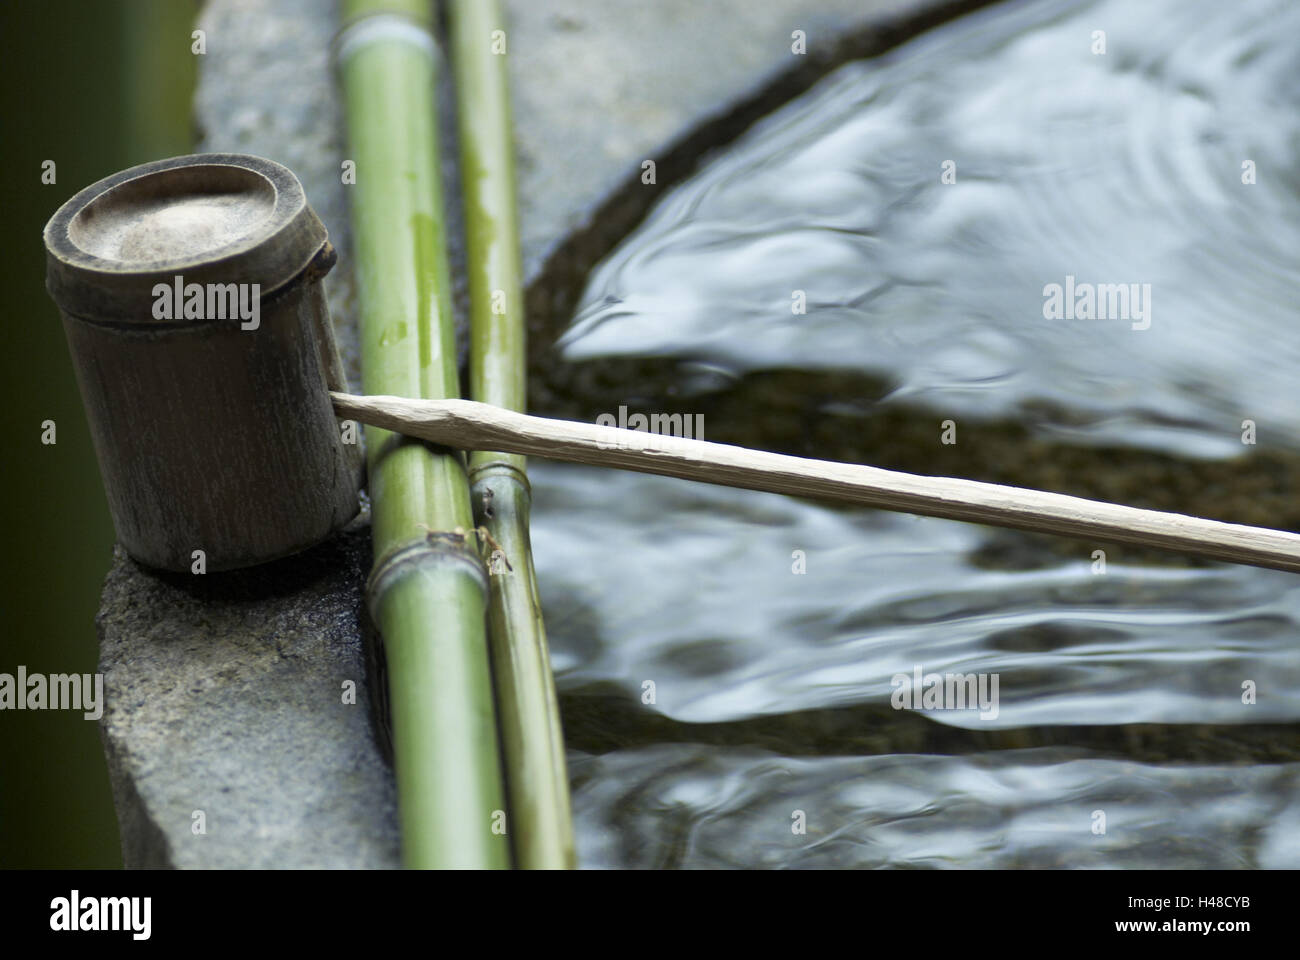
449 0 576 869
336 0 509 869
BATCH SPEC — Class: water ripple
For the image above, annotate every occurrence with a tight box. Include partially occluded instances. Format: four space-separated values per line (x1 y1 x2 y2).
535 466 1300 728
570 746 1300 868
561 0 1300 458
540 0 1300 867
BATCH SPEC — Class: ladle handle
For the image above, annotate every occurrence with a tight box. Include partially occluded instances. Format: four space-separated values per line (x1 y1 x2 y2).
332 391 1300 575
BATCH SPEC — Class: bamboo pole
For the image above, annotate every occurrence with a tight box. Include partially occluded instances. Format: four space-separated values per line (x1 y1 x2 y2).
332 393 1300 575
336 1 509 868
448 0 575 869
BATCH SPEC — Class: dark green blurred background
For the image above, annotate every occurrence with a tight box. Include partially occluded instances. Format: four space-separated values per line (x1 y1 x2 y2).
0 0 196 868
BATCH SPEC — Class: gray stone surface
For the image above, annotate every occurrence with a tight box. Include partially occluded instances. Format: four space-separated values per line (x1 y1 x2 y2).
98 523 393 868
100 0 966 867
504 0 932 282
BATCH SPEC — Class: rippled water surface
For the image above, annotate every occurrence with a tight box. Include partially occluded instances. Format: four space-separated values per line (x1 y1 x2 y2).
565 0 1300 458
535 0 1300 867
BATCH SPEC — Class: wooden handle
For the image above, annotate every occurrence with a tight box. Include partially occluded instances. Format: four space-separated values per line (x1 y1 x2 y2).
332 392 1300 574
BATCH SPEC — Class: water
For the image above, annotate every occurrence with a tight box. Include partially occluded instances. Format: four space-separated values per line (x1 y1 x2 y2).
563 0 1300 460
533 0 1300 868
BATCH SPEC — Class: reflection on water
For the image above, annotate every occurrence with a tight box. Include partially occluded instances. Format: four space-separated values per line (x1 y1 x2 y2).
569 746 1300 869
563 0 1300 459
536 468 1300 730
540 0 1300 867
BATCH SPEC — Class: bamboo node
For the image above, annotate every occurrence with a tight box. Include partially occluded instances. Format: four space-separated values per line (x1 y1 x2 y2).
365 534 488 612
415 522 513 573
